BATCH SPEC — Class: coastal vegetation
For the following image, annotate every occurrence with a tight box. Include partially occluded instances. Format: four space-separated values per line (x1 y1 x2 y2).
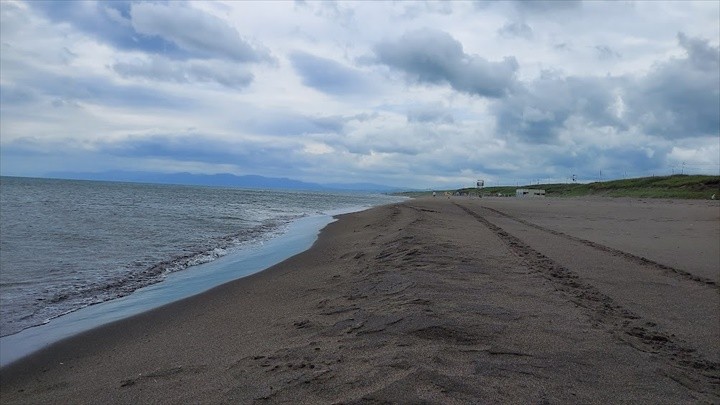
400 175 720 200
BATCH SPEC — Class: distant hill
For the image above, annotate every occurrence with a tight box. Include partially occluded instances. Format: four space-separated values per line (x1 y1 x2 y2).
399 175 720 200
45 171 403 192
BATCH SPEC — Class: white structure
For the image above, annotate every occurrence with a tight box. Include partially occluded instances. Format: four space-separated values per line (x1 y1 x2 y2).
516 188 546 198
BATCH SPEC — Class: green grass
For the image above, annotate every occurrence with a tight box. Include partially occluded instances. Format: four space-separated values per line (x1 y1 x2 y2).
397 175 720 200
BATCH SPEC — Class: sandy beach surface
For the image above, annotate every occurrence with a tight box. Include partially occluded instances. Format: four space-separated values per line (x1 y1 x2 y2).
2 197 719 403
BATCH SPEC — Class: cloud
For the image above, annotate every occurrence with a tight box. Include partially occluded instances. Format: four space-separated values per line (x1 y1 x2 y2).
374 29 519 98
323 112 449 157
406 104 455 124
29 1 186 58
594 45 620 59
677 33 719 71
493 73 623 143
549 144 667 176
104 134 281 164
624 33 719 139
667 141 720 167
498 21 533 39
400 1 453 19
4 76 180 115
239 110 351 136
0 84 37 105
312 1 356 27
3 1 719 187
1 132 307 177
290 51 370 95
513 0 582 13
8 69 192 109
493 33 719 144
113 56 254 89
30 1 272 63
129 3 272 62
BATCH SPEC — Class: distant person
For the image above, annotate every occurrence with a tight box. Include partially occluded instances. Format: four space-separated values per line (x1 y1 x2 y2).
432 191 436 197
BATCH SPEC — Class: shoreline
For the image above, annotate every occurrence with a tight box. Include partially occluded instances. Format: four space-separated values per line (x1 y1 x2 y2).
0 176 407 344
0 213 337 367
2 197 718 403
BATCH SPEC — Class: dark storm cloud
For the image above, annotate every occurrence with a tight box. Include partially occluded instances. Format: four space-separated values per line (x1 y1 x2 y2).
624 33 719 139
112 57 254 89
374 29 519 98
290 52 370 95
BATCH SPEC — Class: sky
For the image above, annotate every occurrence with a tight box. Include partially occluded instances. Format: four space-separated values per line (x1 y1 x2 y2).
1 0 718 189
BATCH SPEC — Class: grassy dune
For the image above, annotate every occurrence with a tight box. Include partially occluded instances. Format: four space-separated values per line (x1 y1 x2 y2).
401 175 720 200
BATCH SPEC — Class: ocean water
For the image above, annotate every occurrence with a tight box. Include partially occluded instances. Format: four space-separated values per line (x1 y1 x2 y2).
0 177 403 338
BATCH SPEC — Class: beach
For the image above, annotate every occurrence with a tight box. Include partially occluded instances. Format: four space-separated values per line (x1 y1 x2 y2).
1 197 719 403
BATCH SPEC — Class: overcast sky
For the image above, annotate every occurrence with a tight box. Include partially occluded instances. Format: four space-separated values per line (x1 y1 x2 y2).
1 1 718 188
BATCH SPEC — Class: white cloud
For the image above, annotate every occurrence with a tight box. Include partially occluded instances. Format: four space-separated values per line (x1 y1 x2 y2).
112 55 254 89
1 0 719 188
129 2 273 62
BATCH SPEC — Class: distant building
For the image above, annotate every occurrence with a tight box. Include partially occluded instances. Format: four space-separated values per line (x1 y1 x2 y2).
516 188 546 197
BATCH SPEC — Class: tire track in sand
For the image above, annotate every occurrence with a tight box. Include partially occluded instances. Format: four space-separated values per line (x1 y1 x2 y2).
481 205 718 289
453 202 720 398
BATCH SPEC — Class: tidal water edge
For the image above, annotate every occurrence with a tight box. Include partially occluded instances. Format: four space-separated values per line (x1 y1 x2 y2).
0 177 404 365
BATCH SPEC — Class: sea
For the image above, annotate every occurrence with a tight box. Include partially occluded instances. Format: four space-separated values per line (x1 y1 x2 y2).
0 177 404 340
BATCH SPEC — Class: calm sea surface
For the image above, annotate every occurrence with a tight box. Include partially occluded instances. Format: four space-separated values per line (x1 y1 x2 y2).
0 177 403 337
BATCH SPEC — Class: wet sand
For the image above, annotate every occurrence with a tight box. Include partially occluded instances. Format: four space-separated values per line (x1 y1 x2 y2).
2 197 719 403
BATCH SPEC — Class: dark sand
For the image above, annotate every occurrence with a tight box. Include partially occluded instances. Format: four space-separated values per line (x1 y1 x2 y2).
2 197 719 403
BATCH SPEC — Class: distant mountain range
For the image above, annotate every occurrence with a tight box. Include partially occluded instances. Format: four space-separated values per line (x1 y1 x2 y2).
46 171 404 192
